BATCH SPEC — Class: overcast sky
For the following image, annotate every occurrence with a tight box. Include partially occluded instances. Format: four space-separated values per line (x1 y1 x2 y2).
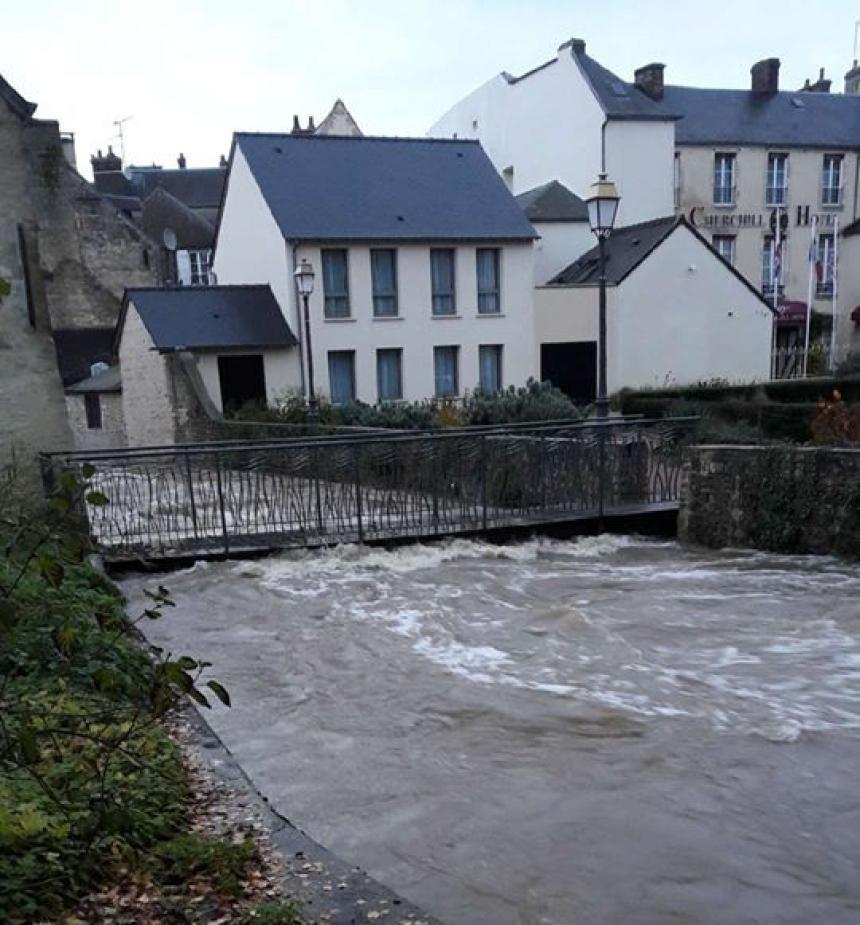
5 0 860 178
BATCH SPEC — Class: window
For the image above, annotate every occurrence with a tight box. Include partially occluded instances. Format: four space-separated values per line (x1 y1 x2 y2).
712 235 735 265
673 152 681 209
765 153 788 206
322 249 350 318
476 248 501 314
478 345 503 393
433 345 459 397
371 249 398 317
761 236 784 298
327 350 355 403
84 393 102 430
713 153 736 206
188 249 212 285
816 233 836 296
376 348 403 401
822 154 843 206
430 249 456 315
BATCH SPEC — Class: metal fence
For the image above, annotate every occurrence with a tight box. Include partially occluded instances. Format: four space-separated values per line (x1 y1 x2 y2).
771 344 833 380
41 417 696 560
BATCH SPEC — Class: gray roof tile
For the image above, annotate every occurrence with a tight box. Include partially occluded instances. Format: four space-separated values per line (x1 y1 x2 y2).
516 181 588 222
234 133 537 242
124 285 297 351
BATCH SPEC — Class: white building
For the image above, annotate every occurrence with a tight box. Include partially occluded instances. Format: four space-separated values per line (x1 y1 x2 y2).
428 38 676 227
536 216 775 398
211 133 538 405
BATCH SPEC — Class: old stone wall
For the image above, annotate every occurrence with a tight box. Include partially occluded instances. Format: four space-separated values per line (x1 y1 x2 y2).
0 93 156 478
679 444 860 559
65 392 126 451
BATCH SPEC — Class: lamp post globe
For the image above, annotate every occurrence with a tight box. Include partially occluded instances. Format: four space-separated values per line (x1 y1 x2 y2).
294 258 317 421
585 173 620 418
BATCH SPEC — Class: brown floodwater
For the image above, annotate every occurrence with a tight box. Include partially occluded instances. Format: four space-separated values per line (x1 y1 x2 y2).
122 536 860 924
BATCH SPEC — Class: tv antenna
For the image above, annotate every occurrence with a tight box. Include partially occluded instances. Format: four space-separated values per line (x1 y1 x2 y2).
113 115 133 162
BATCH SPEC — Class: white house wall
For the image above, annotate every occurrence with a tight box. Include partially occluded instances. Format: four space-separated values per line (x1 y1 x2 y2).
604 120 676 227
118 305 177 446
428 51 605 205
294 242 537 402
611 228 773 390
195 349 297 413
534 285 600 346
532 221 593 285
212 147 303 386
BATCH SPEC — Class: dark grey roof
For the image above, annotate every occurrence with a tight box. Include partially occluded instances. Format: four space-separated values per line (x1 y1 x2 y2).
666 84 860 148
547 214 774 310
66 366 121 394
569 43 675 121
140 187 215 249
93 170 138 199
0 74 37 120
123 285 297 351
233 133 537 242
128 167 227 209
52 328 115 386
101 193 141 215
515 181 588 222
549 216 680 285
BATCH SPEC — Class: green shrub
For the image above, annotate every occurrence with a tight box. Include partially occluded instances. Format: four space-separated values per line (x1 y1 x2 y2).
243 900 304 925
154 833 256 897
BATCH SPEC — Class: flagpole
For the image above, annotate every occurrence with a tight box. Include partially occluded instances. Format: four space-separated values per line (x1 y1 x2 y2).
803 215 817 377
830 216 839 371
770 208 781 378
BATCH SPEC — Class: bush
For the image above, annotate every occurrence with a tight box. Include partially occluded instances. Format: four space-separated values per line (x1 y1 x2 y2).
154 833 256 897
811 390 860 445
232 379 583 431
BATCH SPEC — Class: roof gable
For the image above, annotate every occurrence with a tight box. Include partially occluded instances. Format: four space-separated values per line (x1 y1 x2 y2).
128 167 227 210
0 74 37 120
122 285 297 351
515 181 588 222
234 133 537 242
140 186 215 249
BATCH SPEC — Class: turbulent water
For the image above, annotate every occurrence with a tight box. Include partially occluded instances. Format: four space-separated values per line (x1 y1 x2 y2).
122 536 860 925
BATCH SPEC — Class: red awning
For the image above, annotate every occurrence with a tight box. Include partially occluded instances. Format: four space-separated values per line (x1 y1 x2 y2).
777 300 808 323
851 305 860 324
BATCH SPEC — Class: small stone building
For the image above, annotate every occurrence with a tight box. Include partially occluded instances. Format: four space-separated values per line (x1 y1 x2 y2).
64 365 125 451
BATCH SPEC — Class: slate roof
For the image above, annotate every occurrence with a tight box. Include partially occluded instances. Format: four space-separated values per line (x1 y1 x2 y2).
549 216 680 285
129 167 227 209
123 285 297 351
666 84 860 148
65 366 121 394
52 328 116 386
0 74 37 120
93 170 138 198
547 214 774 309
515 181 588 222
140 187 215 249
571 46 676 121
232 133 537 242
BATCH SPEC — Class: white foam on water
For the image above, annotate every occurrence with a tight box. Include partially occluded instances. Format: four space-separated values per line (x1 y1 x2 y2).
412 638 513 683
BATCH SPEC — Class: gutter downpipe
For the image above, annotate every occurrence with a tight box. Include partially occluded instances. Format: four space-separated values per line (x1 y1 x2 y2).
291 243 308 397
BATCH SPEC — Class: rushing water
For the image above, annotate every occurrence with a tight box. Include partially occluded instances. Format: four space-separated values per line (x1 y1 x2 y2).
121 536 860 925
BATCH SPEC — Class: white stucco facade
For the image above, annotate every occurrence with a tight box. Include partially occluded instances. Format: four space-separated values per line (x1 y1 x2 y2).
531 221 593 285
535 223 774 393
428 41 675 226
195 348 296 412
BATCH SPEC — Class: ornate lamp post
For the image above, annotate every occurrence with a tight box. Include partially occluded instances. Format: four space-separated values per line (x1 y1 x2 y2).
586 173 620 418
294 258 317 418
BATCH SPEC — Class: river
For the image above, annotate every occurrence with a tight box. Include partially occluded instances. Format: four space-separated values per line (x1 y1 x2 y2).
121 535 860 925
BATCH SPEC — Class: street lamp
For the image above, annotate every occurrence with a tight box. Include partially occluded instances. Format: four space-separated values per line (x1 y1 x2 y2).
586 172 620 418
294 258 317 418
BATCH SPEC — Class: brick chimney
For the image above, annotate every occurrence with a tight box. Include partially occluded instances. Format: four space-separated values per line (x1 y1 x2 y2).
634 63 665 101
177 152 186 169
800 68 831 93
90 145 122 174
845 60 860 94
751 58 780 95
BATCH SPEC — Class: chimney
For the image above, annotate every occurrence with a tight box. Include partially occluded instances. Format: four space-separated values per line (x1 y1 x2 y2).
750 57 780 95
177 153 186 169
308 115 316 132
845 59 860 94
292 114 301 133
801 67 831 93
90 144 122 174
219 154 227 167
634 63 665 101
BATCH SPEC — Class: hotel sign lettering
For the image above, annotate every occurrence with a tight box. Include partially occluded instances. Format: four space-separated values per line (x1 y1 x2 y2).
688 206 840 229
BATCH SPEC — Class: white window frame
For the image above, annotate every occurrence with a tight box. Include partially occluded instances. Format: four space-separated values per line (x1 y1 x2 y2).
673 152 682 209
816 233 836 296
821 154 844 207
765 153 789 207
713 152 736 207
376 348 403 401
433 345 459 398
478 344 503 393
712 235 735 265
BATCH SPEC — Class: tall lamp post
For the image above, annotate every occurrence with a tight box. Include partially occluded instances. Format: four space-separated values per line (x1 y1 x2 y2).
585 173 620 418
294 258 317 419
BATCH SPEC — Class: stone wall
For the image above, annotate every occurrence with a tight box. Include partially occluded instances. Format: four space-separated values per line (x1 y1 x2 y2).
679 444 860 559
0 90 156 478
65 392 126 451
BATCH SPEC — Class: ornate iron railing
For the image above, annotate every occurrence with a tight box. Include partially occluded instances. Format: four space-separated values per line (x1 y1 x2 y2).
40 417 696 560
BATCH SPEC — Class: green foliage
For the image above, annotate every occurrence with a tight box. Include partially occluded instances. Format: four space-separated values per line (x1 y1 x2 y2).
231 379 584 431
153 833 256 897
0 277 11 300
243 900 304 924
0 469 232 922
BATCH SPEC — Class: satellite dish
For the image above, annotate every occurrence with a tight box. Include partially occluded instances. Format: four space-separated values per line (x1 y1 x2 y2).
163 227 178 251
